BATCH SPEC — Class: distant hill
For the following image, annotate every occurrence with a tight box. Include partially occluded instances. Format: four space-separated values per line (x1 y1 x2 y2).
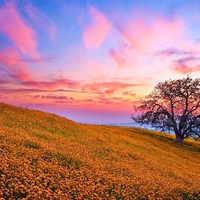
108 122 137 127
0 103 200 199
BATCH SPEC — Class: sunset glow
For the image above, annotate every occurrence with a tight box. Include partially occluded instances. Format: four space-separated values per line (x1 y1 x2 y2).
0 0 199 123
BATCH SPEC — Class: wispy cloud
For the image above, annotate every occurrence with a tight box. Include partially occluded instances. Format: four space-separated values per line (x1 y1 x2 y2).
0 48 32 81
21 55 57 63
84 81 135 95
83 6 111 49
116 10 183 53
0 74 141 107
29 94 75 106
173 56 200 74
0 88 76 94
42 95 71 100
110 48 126 66
155 46 200 74
25 3 56 40
0 48 19 68
0 1 38 56
21 78 79 90
0 79 9 85
109 43 135 67
0 2 57 85
122 91 136 97
156 48 189 57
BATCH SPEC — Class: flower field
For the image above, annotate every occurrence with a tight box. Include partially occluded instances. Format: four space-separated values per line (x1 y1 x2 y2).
0 103 200 199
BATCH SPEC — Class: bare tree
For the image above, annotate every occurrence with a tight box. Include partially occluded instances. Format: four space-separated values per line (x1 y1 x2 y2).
132 76 200 143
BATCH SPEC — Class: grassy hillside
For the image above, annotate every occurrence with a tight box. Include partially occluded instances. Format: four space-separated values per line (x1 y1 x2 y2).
0 103 200 200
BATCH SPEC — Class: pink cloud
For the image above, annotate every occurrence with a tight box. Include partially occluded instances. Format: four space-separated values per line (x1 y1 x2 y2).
0 48 32 81
173 56 200 74
29 95 74 104
117 10 183 53
22 78 79 90
110 48 126 66
40 95 71 100
109 44 135 66
83 6 111 49
122 91 136 97
25 4 56 40
83 81 139 96
0 48 19 67
155 45 200 74
156 48 189 57
19 79 132 95
0 1 37 55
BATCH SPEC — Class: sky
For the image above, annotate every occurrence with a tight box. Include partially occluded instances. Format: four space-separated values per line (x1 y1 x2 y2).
0 0 200 124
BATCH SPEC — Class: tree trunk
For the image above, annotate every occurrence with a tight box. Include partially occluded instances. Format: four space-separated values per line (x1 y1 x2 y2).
175 135 184 143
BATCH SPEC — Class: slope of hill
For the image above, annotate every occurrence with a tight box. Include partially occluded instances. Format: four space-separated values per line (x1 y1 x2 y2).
0 103 200 199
